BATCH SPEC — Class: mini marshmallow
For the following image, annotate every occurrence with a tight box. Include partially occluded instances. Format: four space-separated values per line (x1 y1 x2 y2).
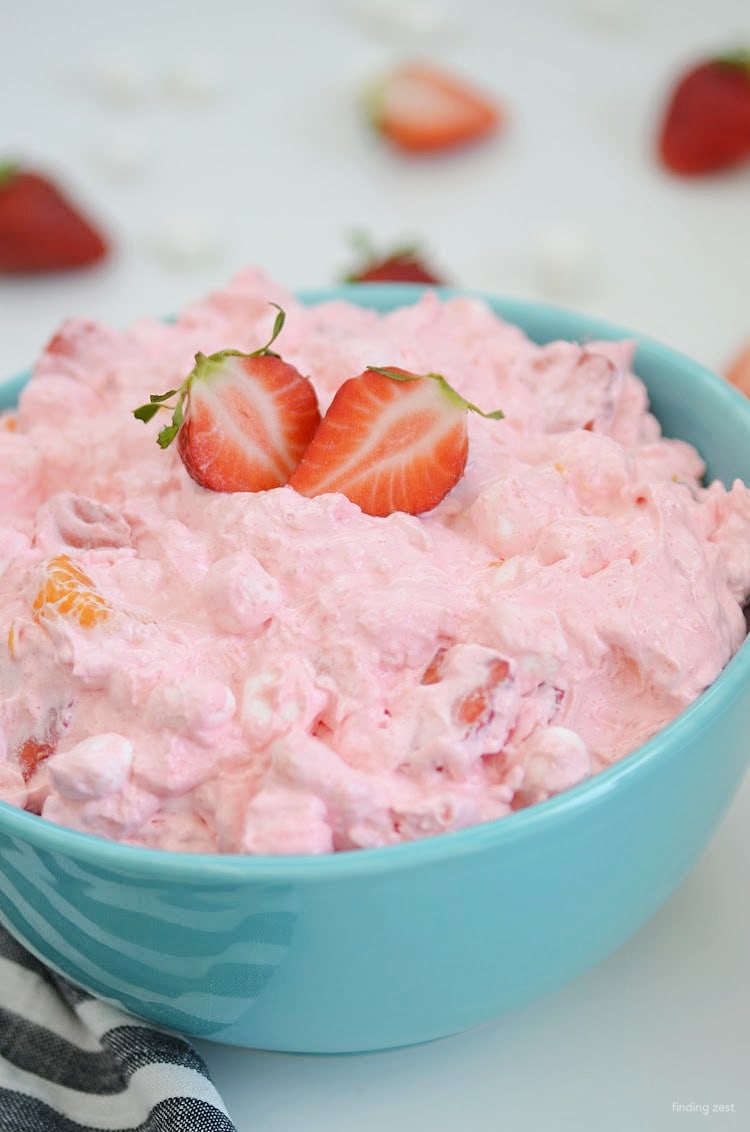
47 734 133 801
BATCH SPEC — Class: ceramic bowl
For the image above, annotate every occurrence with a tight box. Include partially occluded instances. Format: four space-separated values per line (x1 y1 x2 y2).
1 285 749 1053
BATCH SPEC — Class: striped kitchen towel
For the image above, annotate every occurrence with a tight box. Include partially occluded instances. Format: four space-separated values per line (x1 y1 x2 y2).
0 926 237 1131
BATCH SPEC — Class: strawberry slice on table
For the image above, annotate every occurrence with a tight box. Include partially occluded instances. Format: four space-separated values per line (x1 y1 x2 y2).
288 366 503 517
0 162 108 273
134 306 321 493
657 49 750 175
367 62 502 154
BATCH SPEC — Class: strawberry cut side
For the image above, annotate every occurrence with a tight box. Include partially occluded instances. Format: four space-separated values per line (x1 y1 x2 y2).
288 367 503 517
178 352 322 492
368 62 502 155
134 306 321 493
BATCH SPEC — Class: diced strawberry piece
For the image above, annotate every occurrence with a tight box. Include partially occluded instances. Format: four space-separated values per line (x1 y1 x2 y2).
13 706 64 782
454 658 510 728
134 306 321 493
0 163 108 273
421 645 449 685
44 319 103 359
657 51 750 175
368 62 503 154
421 646 513 734
16 737 55 782
288 366 503 517
726 340 750 396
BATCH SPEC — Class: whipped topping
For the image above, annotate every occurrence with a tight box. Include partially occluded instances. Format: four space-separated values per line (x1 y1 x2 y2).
1 267 749 854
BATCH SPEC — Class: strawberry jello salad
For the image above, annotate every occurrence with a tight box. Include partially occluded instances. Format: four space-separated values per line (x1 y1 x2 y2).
2 267 750 855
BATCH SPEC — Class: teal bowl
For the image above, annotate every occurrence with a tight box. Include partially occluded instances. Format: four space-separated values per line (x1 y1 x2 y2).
1 285 750 1053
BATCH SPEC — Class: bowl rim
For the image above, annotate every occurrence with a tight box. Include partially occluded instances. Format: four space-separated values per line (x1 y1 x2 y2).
2 282 750 881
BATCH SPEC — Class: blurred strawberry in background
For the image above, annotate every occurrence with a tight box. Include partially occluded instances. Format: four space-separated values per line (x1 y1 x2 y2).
0 163 109 274
366 61 504 154
657 49 750 175
343 234 445 284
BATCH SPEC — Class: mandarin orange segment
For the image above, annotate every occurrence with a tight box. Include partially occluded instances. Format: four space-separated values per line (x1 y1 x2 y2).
2 415 17 432
32 553 111 628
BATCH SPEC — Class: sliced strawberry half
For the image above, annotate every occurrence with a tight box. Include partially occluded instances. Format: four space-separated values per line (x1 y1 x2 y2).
134 306 321 493
288 366 503 517
367 62 502 155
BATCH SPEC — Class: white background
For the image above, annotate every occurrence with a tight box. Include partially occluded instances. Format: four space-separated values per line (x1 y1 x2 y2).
2 1 749 1129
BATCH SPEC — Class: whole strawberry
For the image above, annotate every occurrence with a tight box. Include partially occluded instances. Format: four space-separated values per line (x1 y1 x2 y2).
288 366 503 517
658 50 750 175
134 306 321 493
345 244 444 285
0 163 108 273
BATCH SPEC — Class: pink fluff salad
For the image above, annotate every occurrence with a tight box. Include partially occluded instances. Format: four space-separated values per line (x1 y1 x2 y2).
1 267 750 855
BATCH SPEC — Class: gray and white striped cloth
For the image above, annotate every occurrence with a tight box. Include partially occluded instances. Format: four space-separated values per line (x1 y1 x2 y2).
0 926 237 1131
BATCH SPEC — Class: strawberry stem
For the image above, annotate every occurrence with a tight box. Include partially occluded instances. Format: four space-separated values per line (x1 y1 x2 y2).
367 366 504 419
132 305 289 448
248 303 285 358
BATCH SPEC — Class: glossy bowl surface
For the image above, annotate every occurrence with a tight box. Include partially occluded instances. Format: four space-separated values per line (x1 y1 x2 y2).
1 285 750 1053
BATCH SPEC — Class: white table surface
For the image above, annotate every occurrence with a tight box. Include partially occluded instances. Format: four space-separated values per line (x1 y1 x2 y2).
3 2 749 1129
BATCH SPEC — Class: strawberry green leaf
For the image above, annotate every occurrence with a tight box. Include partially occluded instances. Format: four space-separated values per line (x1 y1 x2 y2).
155 393 184 447
133 388 180 424
157 422 180 449
135 384 186 448
133 402 162 423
